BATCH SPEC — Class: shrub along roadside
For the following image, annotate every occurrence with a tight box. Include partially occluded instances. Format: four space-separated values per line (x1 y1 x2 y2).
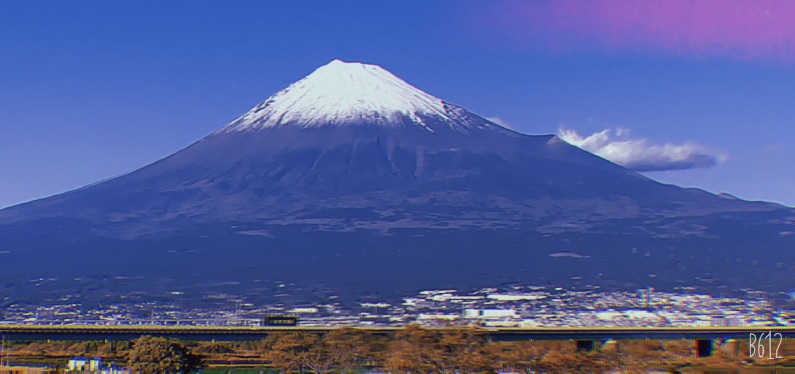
1 326 791 372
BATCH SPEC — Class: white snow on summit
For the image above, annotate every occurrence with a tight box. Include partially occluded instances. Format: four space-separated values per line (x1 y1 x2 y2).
222 59 474 132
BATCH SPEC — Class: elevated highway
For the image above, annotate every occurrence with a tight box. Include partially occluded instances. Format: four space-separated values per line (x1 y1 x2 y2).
0 324 791 342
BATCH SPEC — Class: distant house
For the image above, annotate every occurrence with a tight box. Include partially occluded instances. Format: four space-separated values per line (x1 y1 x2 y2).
66 358 90 371
99 367 129 374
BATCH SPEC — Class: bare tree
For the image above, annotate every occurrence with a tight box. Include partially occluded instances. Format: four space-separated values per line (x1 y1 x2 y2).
325 327 370 373
266 332 317 374
385 325 491 374
303 336 335 374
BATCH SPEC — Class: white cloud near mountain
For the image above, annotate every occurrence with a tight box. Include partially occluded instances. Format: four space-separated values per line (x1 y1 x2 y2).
558 128 727 172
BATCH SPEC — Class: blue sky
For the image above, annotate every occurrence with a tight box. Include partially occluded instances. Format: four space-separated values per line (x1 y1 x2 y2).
1 0 794 207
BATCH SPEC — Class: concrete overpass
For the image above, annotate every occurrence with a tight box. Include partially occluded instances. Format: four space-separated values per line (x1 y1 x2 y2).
0 324 791 342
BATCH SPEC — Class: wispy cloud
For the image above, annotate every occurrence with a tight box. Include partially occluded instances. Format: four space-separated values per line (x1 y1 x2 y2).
480 0 795 62
558 128 727 172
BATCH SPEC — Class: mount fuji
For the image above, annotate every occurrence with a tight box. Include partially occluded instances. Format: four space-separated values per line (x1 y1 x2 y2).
0 60 792 304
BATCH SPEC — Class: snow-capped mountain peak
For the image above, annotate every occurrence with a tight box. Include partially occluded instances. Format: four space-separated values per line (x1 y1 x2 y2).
221 59 476 132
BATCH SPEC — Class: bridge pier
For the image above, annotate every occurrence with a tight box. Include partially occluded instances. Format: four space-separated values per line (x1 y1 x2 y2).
724 339 740 357
600 339 618 352
696 338 713 357
575 339 595 352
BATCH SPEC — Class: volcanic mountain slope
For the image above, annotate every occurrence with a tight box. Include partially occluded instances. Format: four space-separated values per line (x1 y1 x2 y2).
1 60 786 235
0 60 792 300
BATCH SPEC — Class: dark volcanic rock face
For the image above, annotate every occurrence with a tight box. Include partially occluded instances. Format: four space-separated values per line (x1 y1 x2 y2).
0 60 792 303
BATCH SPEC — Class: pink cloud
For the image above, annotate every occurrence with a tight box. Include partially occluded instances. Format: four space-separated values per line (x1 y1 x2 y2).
483 0 795 61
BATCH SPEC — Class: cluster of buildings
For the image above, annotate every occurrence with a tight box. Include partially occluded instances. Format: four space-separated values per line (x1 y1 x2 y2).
1 284 792 328
66 358 127 374
0 359 128 374
372 286 791 327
